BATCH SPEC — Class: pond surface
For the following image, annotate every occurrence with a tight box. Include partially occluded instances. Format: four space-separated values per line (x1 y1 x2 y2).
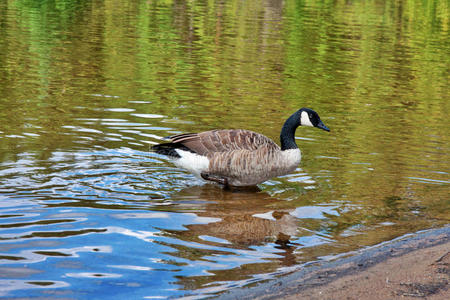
0 0 448 298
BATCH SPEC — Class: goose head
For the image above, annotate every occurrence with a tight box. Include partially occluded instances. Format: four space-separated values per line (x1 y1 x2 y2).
299 108 330 132
280 108 330 150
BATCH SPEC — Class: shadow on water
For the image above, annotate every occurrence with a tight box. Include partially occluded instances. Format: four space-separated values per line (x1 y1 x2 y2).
152 184 311 292
170 185 297 248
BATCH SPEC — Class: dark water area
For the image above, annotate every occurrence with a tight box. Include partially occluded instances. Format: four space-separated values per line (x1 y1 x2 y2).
0 0 448 298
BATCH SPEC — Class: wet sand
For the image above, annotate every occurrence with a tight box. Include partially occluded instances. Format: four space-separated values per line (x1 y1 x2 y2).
219 225 449 300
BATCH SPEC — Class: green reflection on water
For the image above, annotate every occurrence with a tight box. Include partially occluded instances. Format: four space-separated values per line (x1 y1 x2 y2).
0 0 448 295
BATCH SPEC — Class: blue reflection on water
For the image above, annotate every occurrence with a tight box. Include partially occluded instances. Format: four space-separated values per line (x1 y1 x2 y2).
2 146 327 298
0 141 446 298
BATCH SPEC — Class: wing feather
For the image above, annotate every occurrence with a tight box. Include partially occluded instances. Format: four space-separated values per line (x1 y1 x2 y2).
164 129 279 156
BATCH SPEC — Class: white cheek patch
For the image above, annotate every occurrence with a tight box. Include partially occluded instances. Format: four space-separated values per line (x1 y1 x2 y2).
300 111 314 127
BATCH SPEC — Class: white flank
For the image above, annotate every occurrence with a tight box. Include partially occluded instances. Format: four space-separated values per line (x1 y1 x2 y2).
173 149 210 178
300 111 314 127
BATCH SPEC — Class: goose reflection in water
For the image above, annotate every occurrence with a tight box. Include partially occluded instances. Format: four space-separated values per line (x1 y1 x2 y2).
162 184 309 267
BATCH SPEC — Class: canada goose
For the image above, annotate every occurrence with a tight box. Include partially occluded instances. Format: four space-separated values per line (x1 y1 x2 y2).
152 108 330 187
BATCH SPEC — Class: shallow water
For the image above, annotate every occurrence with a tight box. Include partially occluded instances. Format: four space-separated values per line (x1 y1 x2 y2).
0 0 449 298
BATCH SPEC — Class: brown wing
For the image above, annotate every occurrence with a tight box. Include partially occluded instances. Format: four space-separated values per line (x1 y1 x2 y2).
168 129 280 155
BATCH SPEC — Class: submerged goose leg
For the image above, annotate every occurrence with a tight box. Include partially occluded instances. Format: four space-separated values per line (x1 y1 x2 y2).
201 172 229 186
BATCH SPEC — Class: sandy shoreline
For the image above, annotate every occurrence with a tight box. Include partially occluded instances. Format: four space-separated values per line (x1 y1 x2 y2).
219 225 449 300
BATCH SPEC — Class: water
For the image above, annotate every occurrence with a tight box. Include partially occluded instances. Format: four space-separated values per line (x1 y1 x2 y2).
0 0 448 298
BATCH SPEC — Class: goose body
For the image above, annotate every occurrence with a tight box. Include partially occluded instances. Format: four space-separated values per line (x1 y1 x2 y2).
152 108 330 187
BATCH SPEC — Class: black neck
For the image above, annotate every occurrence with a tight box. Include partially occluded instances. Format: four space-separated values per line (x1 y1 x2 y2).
280 110 301 150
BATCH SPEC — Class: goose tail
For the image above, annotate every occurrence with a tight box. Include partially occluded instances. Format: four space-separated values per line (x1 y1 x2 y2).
151 143 181 158
151 143 196 158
